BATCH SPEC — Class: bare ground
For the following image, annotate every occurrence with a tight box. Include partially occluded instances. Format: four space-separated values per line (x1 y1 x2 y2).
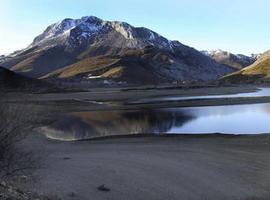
22 134 270 200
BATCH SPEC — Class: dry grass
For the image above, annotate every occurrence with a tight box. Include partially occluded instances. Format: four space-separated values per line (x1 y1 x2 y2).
242 57 270 76
101 66 124 78
43 56 120 78
221 55 270 83
11 53 41 72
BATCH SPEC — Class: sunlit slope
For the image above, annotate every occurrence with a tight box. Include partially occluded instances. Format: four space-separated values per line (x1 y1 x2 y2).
221 51 270 83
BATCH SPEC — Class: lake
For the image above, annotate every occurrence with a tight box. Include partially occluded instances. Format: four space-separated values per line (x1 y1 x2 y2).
41 102 270 141
130 87 270 103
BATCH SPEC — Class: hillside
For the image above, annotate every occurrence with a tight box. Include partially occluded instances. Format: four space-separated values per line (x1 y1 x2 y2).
0 66 53 91
221 51 270 83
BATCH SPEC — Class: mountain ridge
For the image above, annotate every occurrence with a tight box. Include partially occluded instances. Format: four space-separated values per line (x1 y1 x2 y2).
202 49 260 70
0 16 235 85
221 50 270 83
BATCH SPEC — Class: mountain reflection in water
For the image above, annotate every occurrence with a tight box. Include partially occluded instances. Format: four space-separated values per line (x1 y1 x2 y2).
40 109 194 141
40 103 270 141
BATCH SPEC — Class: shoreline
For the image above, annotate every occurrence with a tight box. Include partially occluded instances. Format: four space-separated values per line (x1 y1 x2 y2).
5 89 270 115
46 132 270 143
22 133 270 200
7 85 270 200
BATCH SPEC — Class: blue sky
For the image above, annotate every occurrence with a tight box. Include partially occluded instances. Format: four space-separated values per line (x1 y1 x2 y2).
0 0 269 55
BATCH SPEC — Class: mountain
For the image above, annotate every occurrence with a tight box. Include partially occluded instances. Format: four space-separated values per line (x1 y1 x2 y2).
221 50 270 84
202 49 259 70
0 55 8 63
0 16 235 85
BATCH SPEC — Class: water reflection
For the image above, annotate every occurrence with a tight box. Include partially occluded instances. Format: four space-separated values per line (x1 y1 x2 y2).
41 109 193 141
131 88 270 104
168 103 270 134
40 103 270 141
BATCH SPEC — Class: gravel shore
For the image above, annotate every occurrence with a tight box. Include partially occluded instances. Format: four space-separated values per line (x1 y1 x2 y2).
22 134 270 200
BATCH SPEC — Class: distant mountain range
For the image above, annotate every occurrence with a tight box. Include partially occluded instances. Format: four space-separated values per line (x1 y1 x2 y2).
202 49 260 70
221 50 270 83
0 16 235 85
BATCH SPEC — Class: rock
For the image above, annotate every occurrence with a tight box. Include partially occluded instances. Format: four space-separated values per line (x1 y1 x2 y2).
68 192 75 197
97 184 111 192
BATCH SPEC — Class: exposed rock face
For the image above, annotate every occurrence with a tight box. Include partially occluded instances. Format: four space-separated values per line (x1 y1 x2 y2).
202 49 259 70
0 16 235 85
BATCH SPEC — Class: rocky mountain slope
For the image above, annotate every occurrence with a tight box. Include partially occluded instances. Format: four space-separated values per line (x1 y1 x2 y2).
221 50 270 83
202 49 259 70
0 16 235 85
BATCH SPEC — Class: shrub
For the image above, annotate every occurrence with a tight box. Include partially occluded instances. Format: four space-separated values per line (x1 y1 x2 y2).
0 98 37 179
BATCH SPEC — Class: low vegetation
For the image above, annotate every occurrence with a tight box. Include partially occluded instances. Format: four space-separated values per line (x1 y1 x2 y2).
221 52 270 83
0 93 61 199
0 102 36 179
42 56 120 79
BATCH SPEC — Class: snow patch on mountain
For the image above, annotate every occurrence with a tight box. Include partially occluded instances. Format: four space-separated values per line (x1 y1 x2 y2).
28 16 178 52
149 31 156 41
32 19 77 45
0 15 237 84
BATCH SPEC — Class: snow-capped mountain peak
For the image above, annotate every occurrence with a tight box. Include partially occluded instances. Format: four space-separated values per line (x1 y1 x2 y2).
32 19 76 45
29 16 176 51
32 16 105 45
1 16 236 84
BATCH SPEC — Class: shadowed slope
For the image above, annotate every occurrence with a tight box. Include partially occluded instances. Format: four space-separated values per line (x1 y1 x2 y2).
0 66 53 91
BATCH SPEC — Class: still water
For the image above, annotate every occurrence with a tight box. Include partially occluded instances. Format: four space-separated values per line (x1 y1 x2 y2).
131 88 270 103
41 103 270 141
